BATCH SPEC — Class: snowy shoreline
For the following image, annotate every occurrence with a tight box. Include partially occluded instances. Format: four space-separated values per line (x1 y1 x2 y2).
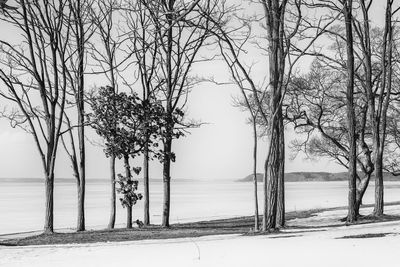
1 204 399 267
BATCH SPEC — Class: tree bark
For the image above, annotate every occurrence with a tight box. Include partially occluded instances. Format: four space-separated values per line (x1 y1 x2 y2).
124 154 133 229
343 0 358 223
262 0 285 232
355 173 371 215
373 156 384 215
263 125 280 230
44 172 55 234
73 0 86 232
276 117 285 227
162 137 172 228
76 92 85 232
252 118 259 231
373 0 393 216
108 155 116 229
143 141 150 226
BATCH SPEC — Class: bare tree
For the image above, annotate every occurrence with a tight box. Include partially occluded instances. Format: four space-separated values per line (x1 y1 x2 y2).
210 11 267 230
89 0 122 229
259 0 302 230
58 0 96 232
300 0 399 219
122 0 163 226
368 0 396 216
0 0 71 233
209 0 330 230
138 0 220 227
340 0 358 223
286 58 374 216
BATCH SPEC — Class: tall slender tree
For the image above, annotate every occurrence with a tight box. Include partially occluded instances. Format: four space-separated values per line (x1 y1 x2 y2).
140 0 220 227
59 0 95 232
89 0 122 229
123 0 162 226
0 0 70 233
341 0 358 223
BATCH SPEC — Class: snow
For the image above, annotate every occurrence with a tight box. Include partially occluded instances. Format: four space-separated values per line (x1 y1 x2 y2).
1 205 400 267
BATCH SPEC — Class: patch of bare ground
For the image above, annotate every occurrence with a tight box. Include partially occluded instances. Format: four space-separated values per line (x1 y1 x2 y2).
338 233 396 239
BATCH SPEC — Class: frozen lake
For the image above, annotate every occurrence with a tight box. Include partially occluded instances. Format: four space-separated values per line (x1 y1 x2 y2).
0 179 399 235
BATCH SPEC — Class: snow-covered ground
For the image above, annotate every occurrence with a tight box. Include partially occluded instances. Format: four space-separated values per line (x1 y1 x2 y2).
1 205 400 267
1 180 399 235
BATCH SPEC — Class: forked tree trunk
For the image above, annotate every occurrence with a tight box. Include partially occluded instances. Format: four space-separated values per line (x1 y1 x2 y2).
276 118 285 227
108 155 116 229
143 142 150 226
162 137 172 228
70 153 85 232
124 154 133 229
252 118 259 231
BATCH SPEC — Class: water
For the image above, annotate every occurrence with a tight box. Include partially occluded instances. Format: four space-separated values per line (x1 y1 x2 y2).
0 179 399 235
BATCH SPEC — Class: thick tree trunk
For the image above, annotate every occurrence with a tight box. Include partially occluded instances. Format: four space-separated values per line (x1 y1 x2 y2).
162 137 172 228
124 154 133 229
263 125 280 231
343 0 358 223
262 0 285 232
373 156 384 216
108 155 116 229
44 172 54 234
143 142 150 226
276 118 285 227
252 119 259 231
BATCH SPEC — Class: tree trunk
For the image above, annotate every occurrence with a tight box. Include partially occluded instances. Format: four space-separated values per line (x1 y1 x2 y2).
76 180 85 231
143 141 150 226
343 0 358 223
373 0 393 217
44 172 54 234
262 0 285 232
263 125 280 231
162 137 172 228
355 173 371 216
124 154 133 229
276 117 285 227
108 155 116 229
373 155 384 216
76 106 85 232
252 118 259 231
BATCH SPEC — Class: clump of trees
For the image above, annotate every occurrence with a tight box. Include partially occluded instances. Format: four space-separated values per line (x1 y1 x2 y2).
0 0 399 235
88 86 164 228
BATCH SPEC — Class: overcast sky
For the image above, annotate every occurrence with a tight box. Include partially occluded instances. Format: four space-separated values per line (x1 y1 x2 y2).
0 0 388 180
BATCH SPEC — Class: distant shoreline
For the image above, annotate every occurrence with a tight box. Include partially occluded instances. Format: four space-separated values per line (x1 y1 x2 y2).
237 172 400 182
0 178 200 183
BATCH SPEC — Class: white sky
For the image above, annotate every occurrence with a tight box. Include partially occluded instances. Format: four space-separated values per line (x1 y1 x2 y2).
0 0 389 180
